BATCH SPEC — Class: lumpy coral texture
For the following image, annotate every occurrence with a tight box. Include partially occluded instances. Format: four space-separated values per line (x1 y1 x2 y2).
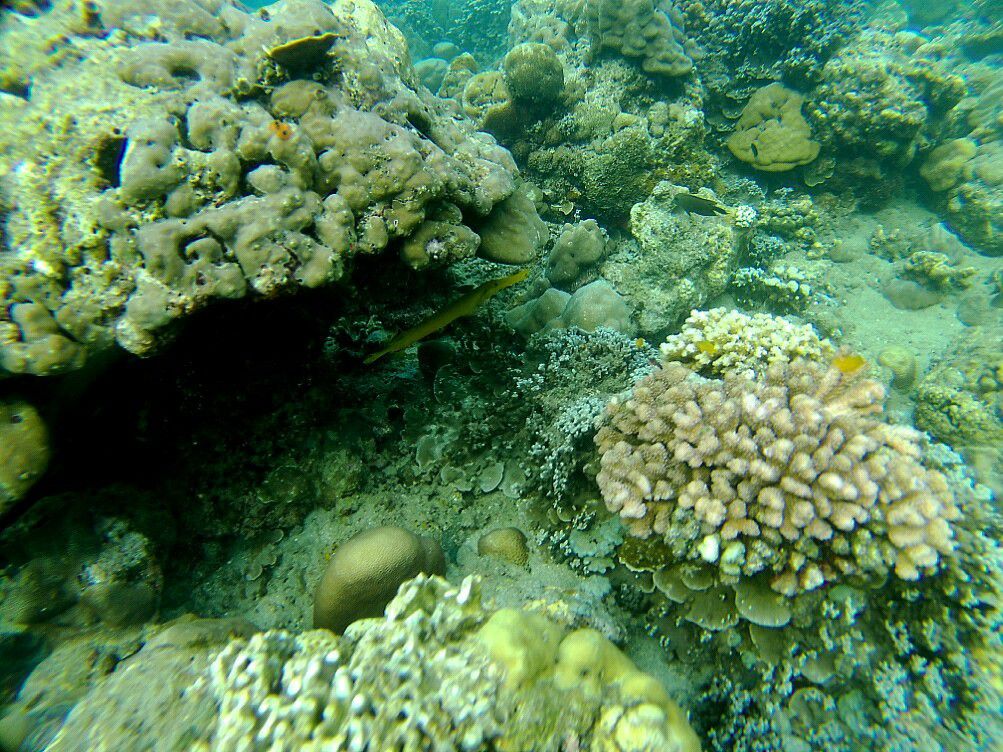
595 357 960 595
0 0 527 374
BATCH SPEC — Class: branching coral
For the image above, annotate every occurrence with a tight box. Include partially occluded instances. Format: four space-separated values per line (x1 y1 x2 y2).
659 308 833 380
595 356 960 595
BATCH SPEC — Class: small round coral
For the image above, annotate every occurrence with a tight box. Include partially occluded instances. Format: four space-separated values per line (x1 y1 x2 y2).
313 525 446 633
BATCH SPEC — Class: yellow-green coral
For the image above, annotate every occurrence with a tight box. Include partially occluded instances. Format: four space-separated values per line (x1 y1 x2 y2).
903 251 976 291
920 138 978 192
726 83 820 172
916 329 1002 449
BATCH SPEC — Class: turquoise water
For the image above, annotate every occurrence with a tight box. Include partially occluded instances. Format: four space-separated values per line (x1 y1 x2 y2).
0 1 999 750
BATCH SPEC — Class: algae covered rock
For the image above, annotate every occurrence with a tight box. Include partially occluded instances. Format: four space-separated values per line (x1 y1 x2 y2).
726 83 820 172
0 399 49 513
915 327 1002 491
604 182 743 333
0 0 535 374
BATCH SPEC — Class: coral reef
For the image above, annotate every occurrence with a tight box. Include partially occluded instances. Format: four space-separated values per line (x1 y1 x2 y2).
596 352 960 595
585 0 696 78
915 326 1002 493
919 73 1002 255
0 0 536 375
490 0 715 223
675 0 866 90
806 29 966 165
19 575 700 751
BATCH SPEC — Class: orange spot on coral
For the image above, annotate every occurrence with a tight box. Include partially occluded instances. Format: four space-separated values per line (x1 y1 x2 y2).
269 120 293 140
832 352 867 374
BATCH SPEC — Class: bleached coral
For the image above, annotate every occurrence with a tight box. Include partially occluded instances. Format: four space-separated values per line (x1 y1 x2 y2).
595 357 960 595
659 308 833 380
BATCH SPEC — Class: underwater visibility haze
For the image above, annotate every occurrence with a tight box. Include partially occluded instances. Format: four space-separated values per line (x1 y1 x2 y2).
0 0 1000 750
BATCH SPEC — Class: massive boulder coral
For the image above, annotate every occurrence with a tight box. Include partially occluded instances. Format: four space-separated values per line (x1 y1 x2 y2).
36 575 701 751
584 0 695 78
0 0 536 376
726 83 820 172
595 350 960 596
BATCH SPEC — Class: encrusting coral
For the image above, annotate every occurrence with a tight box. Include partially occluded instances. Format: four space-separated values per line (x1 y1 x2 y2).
595 344 960 596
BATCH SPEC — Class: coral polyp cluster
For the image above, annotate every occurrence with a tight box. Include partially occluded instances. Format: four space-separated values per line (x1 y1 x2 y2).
596 356 959 594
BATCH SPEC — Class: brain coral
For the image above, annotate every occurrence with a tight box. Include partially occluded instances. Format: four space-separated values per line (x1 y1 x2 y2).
0 0 534 375
595 355 960 596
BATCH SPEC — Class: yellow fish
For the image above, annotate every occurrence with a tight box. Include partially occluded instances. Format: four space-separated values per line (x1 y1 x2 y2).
364 268 529 364
695 340 718 356
832 352 867 374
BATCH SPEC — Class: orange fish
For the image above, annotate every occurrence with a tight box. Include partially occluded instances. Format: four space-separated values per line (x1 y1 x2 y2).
832 352 867 374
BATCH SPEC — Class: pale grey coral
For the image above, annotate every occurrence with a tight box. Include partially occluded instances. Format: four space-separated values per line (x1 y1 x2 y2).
595 357 961 595
0 0 533 375
659 308 834 381
507 279 634 335
546 219 608 290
